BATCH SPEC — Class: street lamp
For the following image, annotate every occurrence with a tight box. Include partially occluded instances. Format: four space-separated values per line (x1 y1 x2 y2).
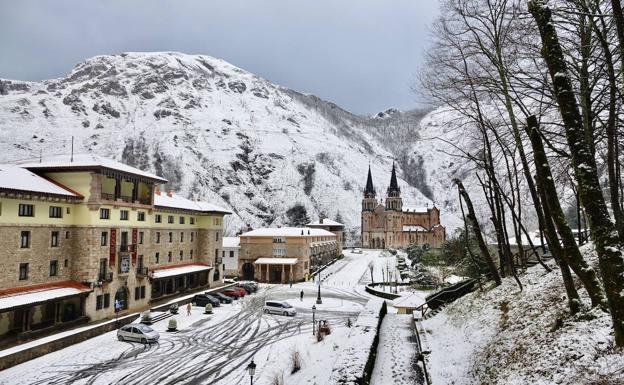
247 359 256 385
316 273 323 305
312 305 316 335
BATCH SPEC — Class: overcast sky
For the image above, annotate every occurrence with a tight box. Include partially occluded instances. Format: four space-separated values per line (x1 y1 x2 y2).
0 0 439 114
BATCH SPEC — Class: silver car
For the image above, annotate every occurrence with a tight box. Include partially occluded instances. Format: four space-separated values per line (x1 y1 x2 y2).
117 324 160 344
263 300 297 316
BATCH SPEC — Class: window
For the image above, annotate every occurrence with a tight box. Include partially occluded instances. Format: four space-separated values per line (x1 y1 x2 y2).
216 232 219 241
65 231 70 239
66 207 71 214
180 232 184 242
100 208 110 220
273 248 286 257
230 250 235 258
273 237 285 244
155 252 160 264
139 232 144 245
19 263 28 280
168 215 174 224
99 258 107 280
215 249 220 260
20 231 30 248
135 286 146 300
138 255 144 270
49 206 62 218
190 232 194 242
96 295 103 310
190 250 193 259
64 259 68 267
155 214 162 223
179 250 184 260
49 260 58 277
222 250 225 258
101 231 108 246
120 210 129 221
104 293 110 308
19 204 34 217
179 216 185 224
168 232 173 243
168 251 172 262
190 217 195 225
137 212 145 221
156 232 161 244
51 231 59 247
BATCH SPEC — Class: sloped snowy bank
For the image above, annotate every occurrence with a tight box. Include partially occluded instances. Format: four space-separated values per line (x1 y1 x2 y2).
423 243 624 385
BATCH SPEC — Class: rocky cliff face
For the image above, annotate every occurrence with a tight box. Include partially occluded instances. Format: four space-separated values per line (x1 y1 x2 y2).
0 52 464 240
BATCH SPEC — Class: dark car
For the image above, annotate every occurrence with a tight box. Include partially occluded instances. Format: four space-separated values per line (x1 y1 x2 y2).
222 288 243 299
193 294 220 307
213 292 234 304
238 284 254 294
239 283 257 293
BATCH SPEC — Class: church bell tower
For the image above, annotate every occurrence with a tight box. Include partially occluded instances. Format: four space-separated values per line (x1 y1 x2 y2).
385 163 403 211
362 165 378 211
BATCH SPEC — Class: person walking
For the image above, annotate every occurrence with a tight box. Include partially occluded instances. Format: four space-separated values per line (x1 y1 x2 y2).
186 302 192 316
290 280 293 288
300 290 304 301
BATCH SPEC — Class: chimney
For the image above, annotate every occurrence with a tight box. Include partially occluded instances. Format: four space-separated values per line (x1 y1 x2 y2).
320 217 324 224
154 185 161 196
166 184 173 197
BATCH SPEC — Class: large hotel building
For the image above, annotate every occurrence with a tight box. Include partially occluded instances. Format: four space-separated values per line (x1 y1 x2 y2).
0 154 229 342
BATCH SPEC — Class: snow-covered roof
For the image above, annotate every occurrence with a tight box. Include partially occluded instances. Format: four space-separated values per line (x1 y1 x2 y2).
393 292 426 308
154 192 231 214
18 153 167 182
254 258 299 265
306 219 345 227
222 237 240 248
403 225 428 232
0 164 81 197
402 206 430 213
240 227 336 237
0 282 91 311
151 264 212 279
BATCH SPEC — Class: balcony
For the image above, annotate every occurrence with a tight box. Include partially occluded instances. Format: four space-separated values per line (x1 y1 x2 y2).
136 267 149 277
119 244 136 253
98 271 113 283
101 192 115 201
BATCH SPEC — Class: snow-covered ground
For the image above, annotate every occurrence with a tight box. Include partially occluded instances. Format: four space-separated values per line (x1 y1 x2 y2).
371 314 423 385
422 243 624 385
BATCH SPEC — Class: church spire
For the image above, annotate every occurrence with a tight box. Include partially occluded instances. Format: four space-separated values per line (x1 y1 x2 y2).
364 165 376 197
388 162 400 194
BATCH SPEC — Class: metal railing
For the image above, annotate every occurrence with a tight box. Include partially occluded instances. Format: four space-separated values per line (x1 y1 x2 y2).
98 271 113 282
119 244 136 253
136 267 148 277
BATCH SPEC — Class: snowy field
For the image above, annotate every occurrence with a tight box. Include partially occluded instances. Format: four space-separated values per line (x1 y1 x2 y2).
0 250 391 385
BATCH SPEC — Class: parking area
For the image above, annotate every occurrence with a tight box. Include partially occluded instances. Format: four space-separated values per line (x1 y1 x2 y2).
0 252 376 385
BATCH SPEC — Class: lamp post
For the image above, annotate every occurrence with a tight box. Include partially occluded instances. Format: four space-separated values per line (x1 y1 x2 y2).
247 358 256 385
316 273 322 305
312 305 316 335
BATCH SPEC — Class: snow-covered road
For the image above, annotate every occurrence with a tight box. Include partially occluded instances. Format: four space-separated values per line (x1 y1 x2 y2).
0 250 380 385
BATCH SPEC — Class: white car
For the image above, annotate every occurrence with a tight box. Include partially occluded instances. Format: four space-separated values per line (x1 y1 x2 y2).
263 300 297 316
117 324 160 344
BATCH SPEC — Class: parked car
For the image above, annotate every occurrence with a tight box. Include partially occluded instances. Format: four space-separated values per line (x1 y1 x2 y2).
222 288 243 299
263 300 297 316
192 294 221 307
239 282 259 292
238 284 255 294
231 287 247 297
117 324 160 344
213 292 234 304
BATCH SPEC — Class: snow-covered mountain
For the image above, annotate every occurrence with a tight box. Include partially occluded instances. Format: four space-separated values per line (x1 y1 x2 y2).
0 52 464 239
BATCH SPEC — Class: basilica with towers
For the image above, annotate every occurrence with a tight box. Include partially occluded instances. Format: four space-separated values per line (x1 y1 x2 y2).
361 164 446 249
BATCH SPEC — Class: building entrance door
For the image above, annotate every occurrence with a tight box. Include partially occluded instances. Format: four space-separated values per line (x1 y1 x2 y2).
269 266 282 283
242 263 254 280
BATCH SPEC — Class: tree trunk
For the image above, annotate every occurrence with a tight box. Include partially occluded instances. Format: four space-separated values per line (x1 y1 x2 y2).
527 115 606 309
455 179 502 286
528 3 624 345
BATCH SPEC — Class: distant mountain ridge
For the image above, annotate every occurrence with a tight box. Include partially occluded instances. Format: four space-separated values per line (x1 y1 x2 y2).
0 51 463 241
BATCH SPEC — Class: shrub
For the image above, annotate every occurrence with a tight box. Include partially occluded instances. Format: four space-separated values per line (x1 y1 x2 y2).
167 318 177 331
290 349 302 374
169 304 179 314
